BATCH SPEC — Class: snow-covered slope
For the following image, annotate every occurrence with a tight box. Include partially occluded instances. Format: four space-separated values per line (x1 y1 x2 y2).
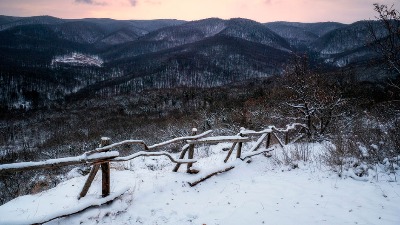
264 21 345 48
0 142 399 225
52 52 103 67
310 21 384 56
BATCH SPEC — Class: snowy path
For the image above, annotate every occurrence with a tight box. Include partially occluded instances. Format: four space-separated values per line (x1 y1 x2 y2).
0 143 399 225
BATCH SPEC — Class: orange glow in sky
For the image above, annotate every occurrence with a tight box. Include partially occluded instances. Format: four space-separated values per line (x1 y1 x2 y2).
0 0 399 23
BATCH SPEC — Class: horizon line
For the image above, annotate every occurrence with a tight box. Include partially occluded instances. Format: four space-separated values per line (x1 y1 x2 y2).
2 14 382 25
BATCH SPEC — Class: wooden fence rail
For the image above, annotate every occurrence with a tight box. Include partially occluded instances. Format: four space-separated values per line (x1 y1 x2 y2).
0 123 305 199
0 151 120 173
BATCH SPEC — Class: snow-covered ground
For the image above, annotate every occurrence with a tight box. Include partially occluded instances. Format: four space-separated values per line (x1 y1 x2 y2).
52 53 103 67
0 142 399 225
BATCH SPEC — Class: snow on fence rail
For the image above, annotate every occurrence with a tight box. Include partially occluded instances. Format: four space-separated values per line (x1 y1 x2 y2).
87 130 214 155
0 123 305 198
0 151 119 173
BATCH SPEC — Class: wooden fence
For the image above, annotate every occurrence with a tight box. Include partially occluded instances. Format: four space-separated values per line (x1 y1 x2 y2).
0 123 305 199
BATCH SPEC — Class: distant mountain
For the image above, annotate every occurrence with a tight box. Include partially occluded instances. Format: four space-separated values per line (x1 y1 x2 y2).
288 22 346 37
69 35 291 101
0 16 188 69
264 22 318 47
265 21 345 48
0 15 22 25
124 19 186 33
0 15 64 31
0 24 91 67
51 21 108 44
0 16 185 47
97 28 141 46
311 21 374 54
68 19 185 47
220 18 291 51
310 20 386 67
102 18 291 61
0 15 393 110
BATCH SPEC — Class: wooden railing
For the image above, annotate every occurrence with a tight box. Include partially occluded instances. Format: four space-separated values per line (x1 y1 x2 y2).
0 123 305 199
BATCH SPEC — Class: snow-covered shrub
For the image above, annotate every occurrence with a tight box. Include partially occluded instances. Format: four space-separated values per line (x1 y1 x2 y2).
274 142 313 168
321 97 400 178
323 137 357 173
291 142 312 162
325 128 399 179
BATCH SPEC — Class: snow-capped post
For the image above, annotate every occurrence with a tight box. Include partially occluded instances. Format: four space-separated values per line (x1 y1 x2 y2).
100 137 111 197
236 127 245 159
187 128 198 174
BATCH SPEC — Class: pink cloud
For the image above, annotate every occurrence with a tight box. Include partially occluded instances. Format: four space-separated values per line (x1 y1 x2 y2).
75 0 107 6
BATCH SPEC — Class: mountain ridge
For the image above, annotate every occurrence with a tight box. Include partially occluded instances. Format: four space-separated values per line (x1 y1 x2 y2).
0 15 392 110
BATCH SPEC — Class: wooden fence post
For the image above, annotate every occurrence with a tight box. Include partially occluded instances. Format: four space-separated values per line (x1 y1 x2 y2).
266 132 271 148
272 131 284 148
187 128 197 174
101 137 111 197
224 142 237 163
264 132 273 158
79 164 100 199
172 145 190 172
236 128 244 159
285 131 289 145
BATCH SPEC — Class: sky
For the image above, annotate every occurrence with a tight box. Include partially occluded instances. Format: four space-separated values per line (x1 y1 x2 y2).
0 0 399 23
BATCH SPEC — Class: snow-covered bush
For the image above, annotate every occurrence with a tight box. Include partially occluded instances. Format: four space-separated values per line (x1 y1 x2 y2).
324 109 400 179
270 142 313 169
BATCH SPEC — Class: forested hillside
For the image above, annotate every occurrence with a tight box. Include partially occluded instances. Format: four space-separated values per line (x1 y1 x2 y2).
0 16 394 111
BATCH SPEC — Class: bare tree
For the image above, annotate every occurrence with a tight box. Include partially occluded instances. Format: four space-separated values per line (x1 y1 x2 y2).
368 3 400 77
278 56 345 140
